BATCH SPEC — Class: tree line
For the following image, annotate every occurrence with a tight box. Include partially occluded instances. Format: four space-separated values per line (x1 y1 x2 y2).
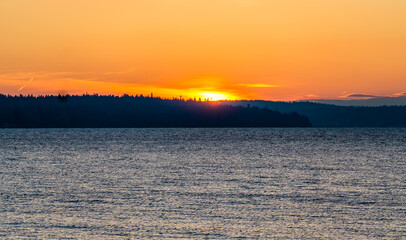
0 94 312 128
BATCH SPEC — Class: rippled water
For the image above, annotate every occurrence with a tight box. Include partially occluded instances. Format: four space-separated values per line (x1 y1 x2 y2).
1 128 405 239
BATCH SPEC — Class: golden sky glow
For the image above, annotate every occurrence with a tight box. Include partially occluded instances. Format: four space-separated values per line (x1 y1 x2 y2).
1 0 406 100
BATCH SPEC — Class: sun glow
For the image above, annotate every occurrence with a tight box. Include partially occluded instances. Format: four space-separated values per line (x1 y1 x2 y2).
198 92 231 101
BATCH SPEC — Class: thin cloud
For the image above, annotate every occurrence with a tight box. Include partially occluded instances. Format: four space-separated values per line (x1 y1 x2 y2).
0 66 13 73
46 69 138 83
310 92 406 106
345 94 379 98
393 92 406 96
0 69 152 87
236 83 279 88
304 94 319 98
341 92 406 99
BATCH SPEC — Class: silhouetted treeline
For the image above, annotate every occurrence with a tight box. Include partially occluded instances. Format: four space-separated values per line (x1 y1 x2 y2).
224 100 406 127
0 94 311 128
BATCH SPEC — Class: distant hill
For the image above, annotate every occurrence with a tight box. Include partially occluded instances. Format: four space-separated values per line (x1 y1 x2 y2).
222 100 406 127
0 95 311 128
310 95 406 106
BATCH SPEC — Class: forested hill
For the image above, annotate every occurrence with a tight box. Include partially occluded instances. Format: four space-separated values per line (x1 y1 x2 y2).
222 100 406 127
0 95 311 128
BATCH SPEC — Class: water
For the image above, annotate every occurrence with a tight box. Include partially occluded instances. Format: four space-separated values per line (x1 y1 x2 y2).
0 128 405 239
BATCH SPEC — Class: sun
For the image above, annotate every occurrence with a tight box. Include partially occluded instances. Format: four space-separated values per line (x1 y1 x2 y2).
198 92 231 101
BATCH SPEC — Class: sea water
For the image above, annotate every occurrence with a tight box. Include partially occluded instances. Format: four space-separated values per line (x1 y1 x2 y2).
1 128 405 239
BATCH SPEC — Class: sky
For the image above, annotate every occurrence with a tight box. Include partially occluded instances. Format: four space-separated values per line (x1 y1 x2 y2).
1 0 406 101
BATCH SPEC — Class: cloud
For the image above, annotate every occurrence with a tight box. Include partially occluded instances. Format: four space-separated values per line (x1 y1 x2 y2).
0 68 154 90
304 94 319 98
344 94 379 98
0 66 13 73
310 92 406 106
40 69 139 83
235 83 279 88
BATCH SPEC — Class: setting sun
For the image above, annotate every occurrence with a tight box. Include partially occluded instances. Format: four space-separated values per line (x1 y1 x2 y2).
198 92 232 101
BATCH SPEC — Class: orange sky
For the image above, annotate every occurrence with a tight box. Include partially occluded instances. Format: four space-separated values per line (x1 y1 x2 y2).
1 0 405 100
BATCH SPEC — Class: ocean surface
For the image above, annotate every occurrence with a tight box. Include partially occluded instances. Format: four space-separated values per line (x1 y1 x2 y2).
0 128 405 239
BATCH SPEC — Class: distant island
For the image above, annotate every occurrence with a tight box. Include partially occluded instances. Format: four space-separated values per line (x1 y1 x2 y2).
0 94 311 128
222 100 406 127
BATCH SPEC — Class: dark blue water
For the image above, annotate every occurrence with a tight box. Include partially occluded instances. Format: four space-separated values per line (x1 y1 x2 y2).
1 129 405 239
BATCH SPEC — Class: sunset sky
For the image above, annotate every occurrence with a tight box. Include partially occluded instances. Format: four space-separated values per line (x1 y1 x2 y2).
1 0 405 100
